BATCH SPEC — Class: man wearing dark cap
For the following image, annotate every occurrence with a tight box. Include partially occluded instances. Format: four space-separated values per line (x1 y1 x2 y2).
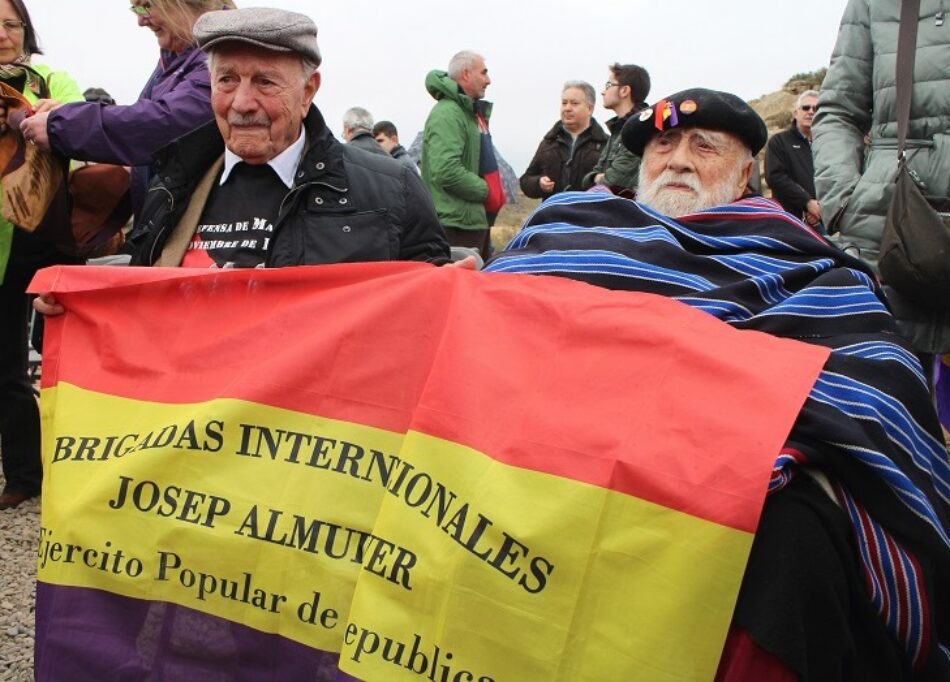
484 88 950 680
126 7 448 268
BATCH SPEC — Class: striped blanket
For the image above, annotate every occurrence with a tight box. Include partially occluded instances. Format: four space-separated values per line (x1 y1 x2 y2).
485 191 950 679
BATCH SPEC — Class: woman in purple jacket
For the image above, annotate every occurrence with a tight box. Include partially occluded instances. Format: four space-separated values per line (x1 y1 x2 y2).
21 0 236 215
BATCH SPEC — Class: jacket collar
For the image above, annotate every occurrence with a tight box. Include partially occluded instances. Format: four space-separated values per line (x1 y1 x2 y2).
605 102 649 135
154 104 344 191
157 45 205 78
424 70 493 119
543 119 609 143
790 120 812 143
298 105 348 190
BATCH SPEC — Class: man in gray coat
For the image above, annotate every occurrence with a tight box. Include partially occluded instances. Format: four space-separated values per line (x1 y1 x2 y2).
813 0 950 353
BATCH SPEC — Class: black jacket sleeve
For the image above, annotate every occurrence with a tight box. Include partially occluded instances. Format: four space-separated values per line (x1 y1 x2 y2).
519 140 553 199
397 166 451 263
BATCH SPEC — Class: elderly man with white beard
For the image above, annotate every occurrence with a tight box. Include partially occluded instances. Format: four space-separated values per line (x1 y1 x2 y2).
484 88 950 681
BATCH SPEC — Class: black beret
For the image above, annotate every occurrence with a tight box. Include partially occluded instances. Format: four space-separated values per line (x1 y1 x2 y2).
621 88 768 156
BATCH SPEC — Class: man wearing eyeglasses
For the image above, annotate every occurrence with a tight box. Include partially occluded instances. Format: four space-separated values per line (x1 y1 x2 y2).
764 90 822 229
581 62 651 192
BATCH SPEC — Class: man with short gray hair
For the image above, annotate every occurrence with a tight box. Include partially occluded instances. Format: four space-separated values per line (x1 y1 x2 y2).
519 80 607 198
128 7 447 268
765 90 821 227
341 106 388 156
421 50 505 261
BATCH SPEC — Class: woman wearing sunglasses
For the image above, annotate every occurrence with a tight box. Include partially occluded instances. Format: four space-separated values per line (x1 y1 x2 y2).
20 0 236 216
0 0 83 510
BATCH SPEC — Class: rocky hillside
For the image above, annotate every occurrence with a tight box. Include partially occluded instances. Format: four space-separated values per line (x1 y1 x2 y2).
750 72 826 130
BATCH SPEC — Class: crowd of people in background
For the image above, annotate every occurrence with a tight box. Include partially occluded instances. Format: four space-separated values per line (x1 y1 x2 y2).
1 0 949 680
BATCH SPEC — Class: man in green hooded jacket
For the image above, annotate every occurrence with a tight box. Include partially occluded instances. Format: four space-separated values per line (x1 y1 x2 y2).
421 51 503 260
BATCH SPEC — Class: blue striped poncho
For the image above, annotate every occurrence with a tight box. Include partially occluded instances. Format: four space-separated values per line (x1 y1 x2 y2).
485 192 950 680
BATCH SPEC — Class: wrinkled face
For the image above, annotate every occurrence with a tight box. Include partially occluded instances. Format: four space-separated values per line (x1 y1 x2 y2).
0 0 26 65
132 1 193 54
211 44 320 164
793 95 818 134
637 127 752 217
560 87 593 132
459 57 490 100
374 132 397 153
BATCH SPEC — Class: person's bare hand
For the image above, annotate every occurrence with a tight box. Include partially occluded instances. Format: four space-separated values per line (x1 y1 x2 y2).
445 256 478 270
805 198 822 225
593 172 606 185
30 99 62 115
539 176 555 194
33 294 64 316
20 111 51 150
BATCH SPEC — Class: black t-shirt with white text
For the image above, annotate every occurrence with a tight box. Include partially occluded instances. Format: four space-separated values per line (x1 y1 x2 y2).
182 162 288 268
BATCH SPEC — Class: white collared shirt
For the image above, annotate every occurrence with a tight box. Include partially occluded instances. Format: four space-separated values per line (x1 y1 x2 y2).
219 125 306 189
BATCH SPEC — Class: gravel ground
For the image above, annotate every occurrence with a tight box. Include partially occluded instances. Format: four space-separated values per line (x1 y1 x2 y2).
0 471 39 681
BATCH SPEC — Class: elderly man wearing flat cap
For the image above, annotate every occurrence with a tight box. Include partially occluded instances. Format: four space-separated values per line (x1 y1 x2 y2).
122 7 448 268
484 88 950 680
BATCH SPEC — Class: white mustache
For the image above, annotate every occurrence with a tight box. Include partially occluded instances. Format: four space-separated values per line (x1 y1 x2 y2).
228 113 271 126
652 170 701 192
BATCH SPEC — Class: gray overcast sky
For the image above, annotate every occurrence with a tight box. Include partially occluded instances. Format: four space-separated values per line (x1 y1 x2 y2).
27 0 849 173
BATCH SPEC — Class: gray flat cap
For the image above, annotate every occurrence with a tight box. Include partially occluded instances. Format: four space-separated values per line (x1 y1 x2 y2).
194 8 321 66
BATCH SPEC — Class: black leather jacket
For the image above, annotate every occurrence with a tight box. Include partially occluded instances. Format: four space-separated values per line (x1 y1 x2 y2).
131 106 449 266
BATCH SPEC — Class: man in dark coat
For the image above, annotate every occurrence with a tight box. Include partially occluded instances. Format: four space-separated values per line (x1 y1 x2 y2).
342 106 389 157
373 120 420 174
765 90 821 228
519 81 607 198
125 8 447 269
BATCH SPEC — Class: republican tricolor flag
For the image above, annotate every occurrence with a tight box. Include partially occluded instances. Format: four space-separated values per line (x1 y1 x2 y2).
29 263 827 681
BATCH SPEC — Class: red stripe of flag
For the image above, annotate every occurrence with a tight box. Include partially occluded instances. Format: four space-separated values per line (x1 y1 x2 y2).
30 263 829 533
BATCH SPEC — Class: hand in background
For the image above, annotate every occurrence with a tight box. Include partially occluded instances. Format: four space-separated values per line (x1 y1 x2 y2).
33 294 64 317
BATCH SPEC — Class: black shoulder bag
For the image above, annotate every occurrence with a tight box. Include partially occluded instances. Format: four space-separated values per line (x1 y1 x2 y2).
878 0 950 310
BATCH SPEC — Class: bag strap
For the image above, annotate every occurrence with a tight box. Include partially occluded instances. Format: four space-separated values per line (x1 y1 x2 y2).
895 0 920 163
156 154 224 267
